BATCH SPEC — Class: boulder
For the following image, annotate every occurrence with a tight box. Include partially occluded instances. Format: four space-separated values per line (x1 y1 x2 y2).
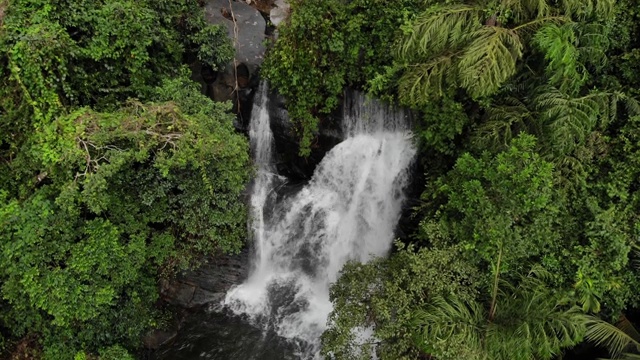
205 0 266 74
189 0 268 126
202 0 266 110
270 0 290 27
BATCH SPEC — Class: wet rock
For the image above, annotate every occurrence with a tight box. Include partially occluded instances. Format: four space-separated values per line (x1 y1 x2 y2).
267 89 343 181
160 249 250 309
142 329 178 350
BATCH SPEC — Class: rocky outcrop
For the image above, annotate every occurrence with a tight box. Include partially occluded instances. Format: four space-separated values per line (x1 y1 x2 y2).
196 0 267 121
160 249 250 309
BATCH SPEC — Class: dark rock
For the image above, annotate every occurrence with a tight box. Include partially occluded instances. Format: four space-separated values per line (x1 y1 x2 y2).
203 0 267 114
160 249 250 309
142 329 178 350
267 89 343 181
205 0 266 74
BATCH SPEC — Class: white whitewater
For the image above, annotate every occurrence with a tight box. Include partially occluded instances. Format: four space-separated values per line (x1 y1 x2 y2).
225 85 416 358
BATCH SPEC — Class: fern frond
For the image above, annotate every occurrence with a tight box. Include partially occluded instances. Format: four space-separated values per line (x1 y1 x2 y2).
512 16 569 36
474 101 531 151
458 26 524 99
615 92 640 117
518 0 552 19
398 54 456 105
535 87 602 154
561 0 615 20
398 4 483 61
534 23 586 93
577 23 609 71
549 155 588 191
626 97 640 117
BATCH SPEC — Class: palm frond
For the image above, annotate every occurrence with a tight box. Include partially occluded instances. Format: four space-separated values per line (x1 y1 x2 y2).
618 353 640 360
413 296 485 356
585 317 640 358
617 316 640 345
414 269 587 360
458 27 524 99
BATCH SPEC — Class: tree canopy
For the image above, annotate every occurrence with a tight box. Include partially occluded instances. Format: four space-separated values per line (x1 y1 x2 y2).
264 0 640 359
0 0 248 358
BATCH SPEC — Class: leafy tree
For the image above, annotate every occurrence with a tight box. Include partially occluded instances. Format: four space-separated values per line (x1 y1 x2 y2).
0 0 233 111
263 0 429 156
255 0 640 358
0 74 250 357
322 244 479 360
0 0 247 357
424 134 559 276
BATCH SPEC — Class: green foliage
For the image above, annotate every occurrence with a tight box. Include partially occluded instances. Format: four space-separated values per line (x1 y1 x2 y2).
415 97 469 154
99 345 135 360
74 345 134 360
322 244 479 359
314 0 640 358
192 24 235 71
427 134 558 274
0 0 233 109
414 269 587 360
263 0 429 156
396 0 614 105
0 0 247 357
0 76 249 356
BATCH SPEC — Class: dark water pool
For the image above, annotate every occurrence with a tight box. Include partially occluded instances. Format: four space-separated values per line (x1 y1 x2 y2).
152 309 306 360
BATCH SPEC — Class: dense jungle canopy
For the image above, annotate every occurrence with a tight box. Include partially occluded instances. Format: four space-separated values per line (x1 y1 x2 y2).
2 0 640 359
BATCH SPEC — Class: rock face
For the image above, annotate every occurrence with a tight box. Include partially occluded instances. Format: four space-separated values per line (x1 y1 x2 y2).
200 0 267 121
160 249 250 309
266 89 344 181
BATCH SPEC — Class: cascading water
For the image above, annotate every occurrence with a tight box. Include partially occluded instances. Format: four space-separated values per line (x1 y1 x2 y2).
224 85 416 358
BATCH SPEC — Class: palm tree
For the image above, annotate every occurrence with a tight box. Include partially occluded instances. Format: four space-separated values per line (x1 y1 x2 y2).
585 314 640 359
412 268 587 360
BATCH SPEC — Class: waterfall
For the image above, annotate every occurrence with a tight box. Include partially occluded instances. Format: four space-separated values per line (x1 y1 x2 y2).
247 82 284 267
224 86 416 358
